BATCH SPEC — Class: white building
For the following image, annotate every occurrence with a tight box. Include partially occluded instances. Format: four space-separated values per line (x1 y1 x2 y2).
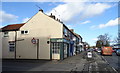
1 9 83 60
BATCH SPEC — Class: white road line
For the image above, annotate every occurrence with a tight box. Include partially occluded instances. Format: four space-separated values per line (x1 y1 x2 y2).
102 56 118 73
104 68 107 71
89 63 92 73
95 62 99 73
112 67 118 73
101 56 109 64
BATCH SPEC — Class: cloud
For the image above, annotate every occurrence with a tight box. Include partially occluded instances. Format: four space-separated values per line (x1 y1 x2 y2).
22 17 30 23
92 38 98 41
0 10 18 23
46 2 112 24
91 18 119 29
90 25 97 29
82 3 111 19
80 20 91 24
98 18 119 28
3 0 119 2
0 24 3 28
66 24 75 29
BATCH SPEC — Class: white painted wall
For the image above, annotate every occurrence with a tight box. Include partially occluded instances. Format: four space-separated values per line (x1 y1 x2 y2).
2 11 63 60
2 31 15 59
16 11 63 59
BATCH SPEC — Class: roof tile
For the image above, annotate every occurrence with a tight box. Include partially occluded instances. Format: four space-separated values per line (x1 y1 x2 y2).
1 23 25 31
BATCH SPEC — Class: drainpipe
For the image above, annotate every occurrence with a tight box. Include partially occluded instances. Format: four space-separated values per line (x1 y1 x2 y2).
37 39 39 59
15 31 17 59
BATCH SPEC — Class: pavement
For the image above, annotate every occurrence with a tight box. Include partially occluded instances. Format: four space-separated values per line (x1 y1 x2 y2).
2 51 118 73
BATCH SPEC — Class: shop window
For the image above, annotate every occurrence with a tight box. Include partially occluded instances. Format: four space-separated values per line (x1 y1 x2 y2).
51 43 60 54
4 32 9 37
9 41 15 52
64 44 67 55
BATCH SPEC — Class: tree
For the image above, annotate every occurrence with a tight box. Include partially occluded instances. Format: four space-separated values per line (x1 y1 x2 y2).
105 40 110 47
96 33 111 47
113 37 120 44
96 40 103 48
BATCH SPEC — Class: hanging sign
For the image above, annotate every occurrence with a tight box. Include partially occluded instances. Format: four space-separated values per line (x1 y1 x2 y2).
31 38 37 44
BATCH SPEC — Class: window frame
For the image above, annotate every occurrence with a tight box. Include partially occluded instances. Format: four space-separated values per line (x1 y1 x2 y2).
21 30 29 34
9 41 15 52
4 32 9 37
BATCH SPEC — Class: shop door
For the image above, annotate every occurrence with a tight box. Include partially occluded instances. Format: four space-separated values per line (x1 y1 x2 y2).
51 43 60 60
64 44 68 58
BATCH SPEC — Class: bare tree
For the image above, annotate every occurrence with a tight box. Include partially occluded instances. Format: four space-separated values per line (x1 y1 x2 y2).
113 37 120 44
97 33 111 47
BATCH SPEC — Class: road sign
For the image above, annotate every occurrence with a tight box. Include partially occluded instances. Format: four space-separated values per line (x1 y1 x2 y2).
87 52 92 58
31 38 37 44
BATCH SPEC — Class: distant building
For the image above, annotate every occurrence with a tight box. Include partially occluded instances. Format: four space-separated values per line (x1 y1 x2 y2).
1 9 83 60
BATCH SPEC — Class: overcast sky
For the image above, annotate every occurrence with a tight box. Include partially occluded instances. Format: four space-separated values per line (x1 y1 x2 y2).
1 1 119 46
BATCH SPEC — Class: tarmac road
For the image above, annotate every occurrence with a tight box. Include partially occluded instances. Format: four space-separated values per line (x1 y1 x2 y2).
2 51 118 73
101 52 120 72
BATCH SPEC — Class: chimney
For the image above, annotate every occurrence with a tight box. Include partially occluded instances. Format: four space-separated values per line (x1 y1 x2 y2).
70 29 74 32
51 13 52 16
57 18 58 21
39 9 43 12
49 13 55 19
58 19 60 22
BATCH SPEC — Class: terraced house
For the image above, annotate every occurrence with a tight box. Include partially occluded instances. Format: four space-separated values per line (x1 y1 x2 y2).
1 9 83 60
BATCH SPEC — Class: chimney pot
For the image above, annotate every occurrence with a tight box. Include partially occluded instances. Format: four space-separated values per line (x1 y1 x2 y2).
39 9 43 12
51 13 52 16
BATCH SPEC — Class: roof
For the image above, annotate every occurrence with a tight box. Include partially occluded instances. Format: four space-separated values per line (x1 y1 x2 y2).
69 29 82 38
1 23 25 32
39 10 82 39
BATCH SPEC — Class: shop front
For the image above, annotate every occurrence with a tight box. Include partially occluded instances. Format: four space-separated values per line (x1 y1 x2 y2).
50 38 69 60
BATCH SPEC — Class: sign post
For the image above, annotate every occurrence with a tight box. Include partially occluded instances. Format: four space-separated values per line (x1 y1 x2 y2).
31 38 39 59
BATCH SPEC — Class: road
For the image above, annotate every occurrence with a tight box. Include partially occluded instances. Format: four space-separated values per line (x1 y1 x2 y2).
100 52 120 72
2 51 118 73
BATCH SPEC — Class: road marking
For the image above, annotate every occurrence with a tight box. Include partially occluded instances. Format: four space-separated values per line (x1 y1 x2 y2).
104 68 107 71
112 67 118 73
95 62 98 69
101 56 118 73
101 56 109 64
89 63 92 73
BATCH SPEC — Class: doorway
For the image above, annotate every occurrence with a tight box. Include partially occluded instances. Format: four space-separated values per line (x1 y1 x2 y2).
51 43 60 60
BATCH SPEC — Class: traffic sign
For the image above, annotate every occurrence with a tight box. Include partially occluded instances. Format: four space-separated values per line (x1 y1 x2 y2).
31 38 37 44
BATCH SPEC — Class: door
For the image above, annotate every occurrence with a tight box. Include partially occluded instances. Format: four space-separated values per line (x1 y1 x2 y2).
64 43 68 58
51 43 60 60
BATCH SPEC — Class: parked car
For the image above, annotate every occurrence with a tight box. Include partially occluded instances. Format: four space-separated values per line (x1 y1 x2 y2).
112 49 117 53
87 48 93 52
97 48 101 53
101 47 112 56
116 49 120 56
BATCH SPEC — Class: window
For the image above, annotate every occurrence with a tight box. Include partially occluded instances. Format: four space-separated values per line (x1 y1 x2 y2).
64 44 67 54
25 31 28 34
9 41 15 52
21 30 28 34
63 28 67 37
51 43 60 54
21 31 24 34
4 32 9 37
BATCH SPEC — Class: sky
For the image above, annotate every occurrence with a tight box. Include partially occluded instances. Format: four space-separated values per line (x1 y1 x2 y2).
1 1 119 46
